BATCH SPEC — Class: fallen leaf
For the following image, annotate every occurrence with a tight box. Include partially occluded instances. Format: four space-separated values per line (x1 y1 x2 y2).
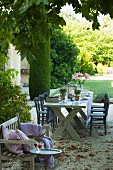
66 146 78 150
59 157 64 161
78 148 90 152
105 149 110 152
56 145 65 149
76 154 86 160
89 153 96 157
61 152 70 157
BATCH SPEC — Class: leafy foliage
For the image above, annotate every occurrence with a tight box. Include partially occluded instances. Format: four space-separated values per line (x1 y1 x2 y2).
0 1 67 99
50 26 80 88
0 54 31 123
62 15 113 73
0 0 113 99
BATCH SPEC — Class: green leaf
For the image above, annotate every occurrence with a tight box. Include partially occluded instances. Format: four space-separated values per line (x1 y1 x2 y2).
34 0 49 5
19 0 49 14
19 1 33 14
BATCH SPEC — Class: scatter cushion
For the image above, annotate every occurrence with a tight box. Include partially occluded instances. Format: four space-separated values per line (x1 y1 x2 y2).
16 129 30 152
1 125 30 155
20 123 42 137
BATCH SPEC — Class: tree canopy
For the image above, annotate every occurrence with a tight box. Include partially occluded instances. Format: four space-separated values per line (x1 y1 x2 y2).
61 8 113 74
1 0 113 54
0 0 113 98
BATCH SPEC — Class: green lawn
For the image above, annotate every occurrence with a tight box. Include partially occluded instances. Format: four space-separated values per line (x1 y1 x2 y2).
84 80 113 102
51 80 113 102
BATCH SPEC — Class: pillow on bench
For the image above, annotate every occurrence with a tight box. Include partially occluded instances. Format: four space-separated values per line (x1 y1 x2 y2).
20 123 42 137
1 125 30 155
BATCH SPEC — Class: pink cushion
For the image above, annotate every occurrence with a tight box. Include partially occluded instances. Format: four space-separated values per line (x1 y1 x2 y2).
16 129 30 152
1 125 30 155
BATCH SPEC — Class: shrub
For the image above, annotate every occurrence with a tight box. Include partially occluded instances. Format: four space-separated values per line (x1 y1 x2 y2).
0 67 31 124
50 25 80 88
96 63 104 74
80 49 95 75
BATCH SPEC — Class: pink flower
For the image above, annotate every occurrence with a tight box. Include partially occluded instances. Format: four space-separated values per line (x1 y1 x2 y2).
77 73 84 78
72 74 78 80
72 73 90 84
84 73 90 80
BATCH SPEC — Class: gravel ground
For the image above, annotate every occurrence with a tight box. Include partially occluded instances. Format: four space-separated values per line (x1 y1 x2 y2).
2 123 113 170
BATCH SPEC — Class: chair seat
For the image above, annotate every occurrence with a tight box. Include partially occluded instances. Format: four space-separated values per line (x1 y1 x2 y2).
43 107 48 111
39 110 48 114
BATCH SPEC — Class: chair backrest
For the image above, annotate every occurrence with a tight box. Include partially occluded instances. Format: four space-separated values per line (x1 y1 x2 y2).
104 97 110 116
39 92 49 109
104 93 109 100
44 92 49 98
34 96 42 113
34 92 49 115
39 94 46 111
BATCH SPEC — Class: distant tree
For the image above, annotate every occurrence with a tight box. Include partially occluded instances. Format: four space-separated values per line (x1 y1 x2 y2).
50 26 80 88
62 12 113 72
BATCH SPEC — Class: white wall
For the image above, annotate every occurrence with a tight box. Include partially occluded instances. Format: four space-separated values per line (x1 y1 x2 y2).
7 44 21 85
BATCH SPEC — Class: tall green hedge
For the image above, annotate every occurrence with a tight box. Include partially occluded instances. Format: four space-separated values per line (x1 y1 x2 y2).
29 22 50 100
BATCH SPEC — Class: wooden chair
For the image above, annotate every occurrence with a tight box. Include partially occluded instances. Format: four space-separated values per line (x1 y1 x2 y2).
34 96 48 125
90 96 110 135
34 93 58 132
91 93 109 109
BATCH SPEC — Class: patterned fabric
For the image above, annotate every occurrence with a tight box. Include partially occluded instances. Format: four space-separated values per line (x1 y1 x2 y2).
16 129 30 152
35 136 54 169
1 125 29 155
42 136 54 169
20 123 54 168
20 123 42 136
2 123 54 168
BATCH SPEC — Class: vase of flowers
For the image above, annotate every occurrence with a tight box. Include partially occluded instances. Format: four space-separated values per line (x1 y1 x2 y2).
72 72 90 91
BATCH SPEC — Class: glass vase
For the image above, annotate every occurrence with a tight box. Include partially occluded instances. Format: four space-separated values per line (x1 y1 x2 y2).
78 84 83 91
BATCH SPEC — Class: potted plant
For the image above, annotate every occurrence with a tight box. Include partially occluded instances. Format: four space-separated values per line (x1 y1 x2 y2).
74 88 81 101
59 88 67 100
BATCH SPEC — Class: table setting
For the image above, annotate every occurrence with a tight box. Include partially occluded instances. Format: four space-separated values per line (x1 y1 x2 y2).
44 87 93 140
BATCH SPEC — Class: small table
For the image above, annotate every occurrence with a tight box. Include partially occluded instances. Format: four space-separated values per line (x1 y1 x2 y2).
30 148 62 170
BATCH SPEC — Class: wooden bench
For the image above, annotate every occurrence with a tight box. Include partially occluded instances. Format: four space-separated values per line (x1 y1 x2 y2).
0 114 49 170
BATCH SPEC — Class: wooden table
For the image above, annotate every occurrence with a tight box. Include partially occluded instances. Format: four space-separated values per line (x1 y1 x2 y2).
44 95 92 141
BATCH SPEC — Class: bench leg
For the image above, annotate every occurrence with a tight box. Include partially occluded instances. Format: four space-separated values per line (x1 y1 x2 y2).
30 157 35 170
0 145 2 170
0 160 2 170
